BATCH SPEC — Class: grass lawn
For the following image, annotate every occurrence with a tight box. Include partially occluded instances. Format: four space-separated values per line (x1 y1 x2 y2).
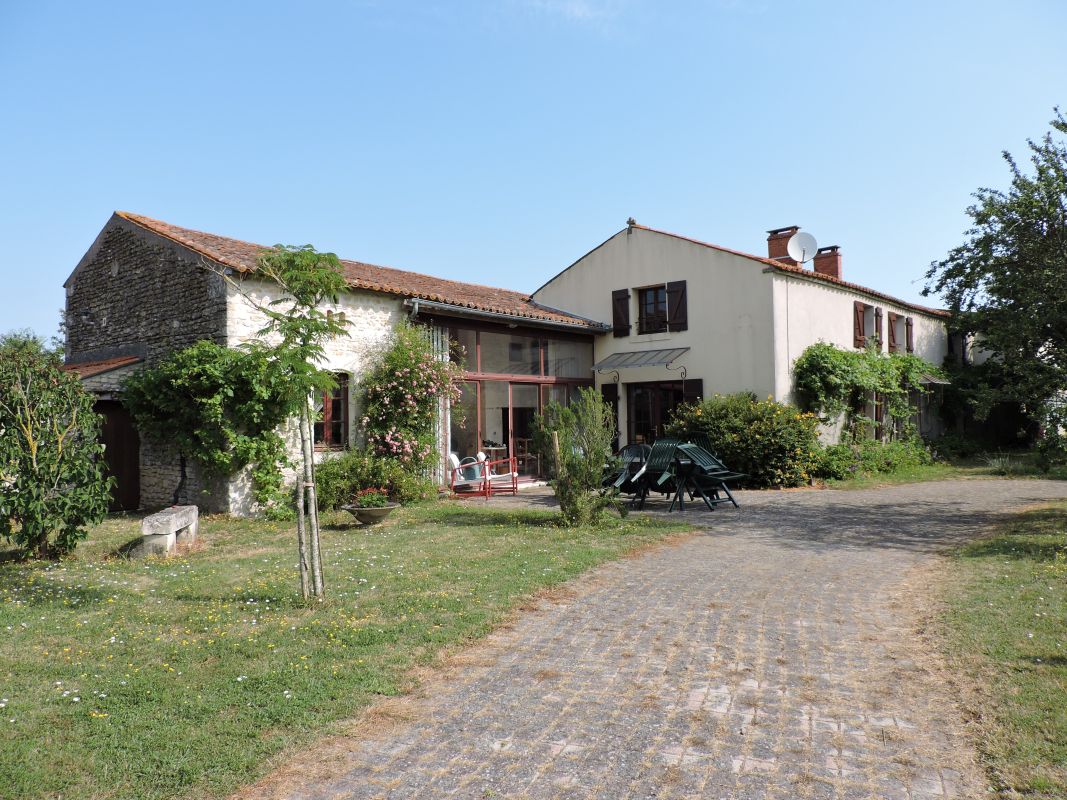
0 502 687 800
941 500 1067 798
824 452 1067 490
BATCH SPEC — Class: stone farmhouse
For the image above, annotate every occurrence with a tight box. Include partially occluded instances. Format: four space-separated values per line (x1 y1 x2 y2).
63 212 949 514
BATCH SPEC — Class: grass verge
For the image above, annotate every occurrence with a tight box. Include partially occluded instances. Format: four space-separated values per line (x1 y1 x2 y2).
941 500 1067 798
824 452 1067 490
0 502 686 800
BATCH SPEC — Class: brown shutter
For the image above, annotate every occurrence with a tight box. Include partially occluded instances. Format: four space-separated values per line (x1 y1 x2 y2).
682 378 703 405
874 307 883 350
887 312 899 352
666 280 688 332
905 316 914 353
611 289 630 337
853 301 867 348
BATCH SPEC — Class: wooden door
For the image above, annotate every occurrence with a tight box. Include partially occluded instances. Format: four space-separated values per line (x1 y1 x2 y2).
96 401 140 511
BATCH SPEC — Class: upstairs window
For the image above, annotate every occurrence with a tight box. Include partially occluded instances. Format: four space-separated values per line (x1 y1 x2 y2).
614 281 687 337
853 302 883 349
314 373 349 450
638 286 668 334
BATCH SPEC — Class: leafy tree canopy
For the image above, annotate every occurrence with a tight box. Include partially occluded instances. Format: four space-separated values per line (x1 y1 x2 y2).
924 109 1067 419
122 340 291 509
0 331 111 558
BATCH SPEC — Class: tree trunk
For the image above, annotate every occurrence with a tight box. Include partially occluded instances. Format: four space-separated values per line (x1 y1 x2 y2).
294 470 310 600
306 415 325 597
300 404 325 597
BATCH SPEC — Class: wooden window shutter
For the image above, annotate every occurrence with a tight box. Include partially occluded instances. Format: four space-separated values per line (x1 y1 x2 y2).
887 312 899 352
853 301 867 348
905 316 914 353
611 289 630 337
666 280 688 332
682 378 703 405
874 307 883 349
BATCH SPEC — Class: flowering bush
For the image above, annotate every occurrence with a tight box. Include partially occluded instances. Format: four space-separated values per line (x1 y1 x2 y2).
314 448 435 509
665 393 821 488
350 487 390 508
360 323 463 470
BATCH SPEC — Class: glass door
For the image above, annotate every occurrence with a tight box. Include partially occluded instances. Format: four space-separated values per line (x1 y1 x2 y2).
511 383 540 476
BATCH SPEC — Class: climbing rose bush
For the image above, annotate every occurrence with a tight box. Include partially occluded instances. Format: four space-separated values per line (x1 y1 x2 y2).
360 323 463 470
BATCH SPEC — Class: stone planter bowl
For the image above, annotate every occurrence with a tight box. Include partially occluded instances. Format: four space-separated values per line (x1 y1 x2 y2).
341 503 400 526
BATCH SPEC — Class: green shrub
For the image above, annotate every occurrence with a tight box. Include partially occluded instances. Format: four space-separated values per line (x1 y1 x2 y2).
930 432 985 460
0 333 112 558
817 443 859 481
665 393 821 488
533 387 623 526
814 438 933 480
1036 404 1067 472
314 448 435 510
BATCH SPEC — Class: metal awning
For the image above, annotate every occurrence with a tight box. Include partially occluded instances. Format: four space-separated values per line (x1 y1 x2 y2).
593 347 690 371
919 373 951 385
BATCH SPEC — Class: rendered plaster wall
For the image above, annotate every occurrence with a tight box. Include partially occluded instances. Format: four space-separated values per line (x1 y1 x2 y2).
533 226 777 446
769 274 949 404
223 277 405 515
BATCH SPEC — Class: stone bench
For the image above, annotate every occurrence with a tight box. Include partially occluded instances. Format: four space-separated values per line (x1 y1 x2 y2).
137 506 199 556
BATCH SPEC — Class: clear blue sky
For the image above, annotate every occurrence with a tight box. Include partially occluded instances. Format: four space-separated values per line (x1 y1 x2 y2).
2 0 1064 340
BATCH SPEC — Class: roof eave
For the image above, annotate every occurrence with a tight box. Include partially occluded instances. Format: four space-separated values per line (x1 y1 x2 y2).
404 298 609 334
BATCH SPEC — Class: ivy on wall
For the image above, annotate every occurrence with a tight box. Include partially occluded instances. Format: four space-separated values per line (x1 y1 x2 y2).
792 342 944 441
122 340 292 511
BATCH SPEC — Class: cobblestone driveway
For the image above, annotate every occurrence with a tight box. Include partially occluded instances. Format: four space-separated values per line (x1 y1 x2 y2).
253 480 1067 800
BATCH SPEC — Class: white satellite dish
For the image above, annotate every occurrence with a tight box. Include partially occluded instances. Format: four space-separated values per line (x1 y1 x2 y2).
786 231 818 263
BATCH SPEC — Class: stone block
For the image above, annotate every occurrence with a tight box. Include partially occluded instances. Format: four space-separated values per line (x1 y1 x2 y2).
142 505 197 536
175 515 198 544
137 531 176 557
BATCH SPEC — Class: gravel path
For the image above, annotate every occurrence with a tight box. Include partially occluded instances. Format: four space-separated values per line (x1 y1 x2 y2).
249 479 1067 800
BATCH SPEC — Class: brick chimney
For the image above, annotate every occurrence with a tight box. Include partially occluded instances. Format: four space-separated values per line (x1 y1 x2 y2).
813 245 842 280
766 226 800 265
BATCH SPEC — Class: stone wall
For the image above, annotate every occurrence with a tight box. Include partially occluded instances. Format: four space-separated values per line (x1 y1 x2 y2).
65 215 232 511
65 215 229 365
224 277 405 515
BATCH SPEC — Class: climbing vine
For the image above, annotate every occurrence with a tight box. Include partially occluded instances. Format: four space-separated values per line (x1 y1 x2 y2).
122 340 292 512
360 322 464 470
792 342 944 440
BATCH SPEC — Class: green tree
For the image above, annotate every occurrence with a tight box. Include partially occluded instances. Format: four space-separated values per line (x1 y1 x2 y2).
122 340 291 509
924 109 1067 426
534 387 622 526
243 245 349 600
0 332 112 558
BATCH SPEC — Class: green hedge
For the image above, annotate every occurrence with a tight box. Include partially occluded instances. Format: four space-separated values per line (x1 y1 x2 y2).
815 438 933 480
314 448 436 510
665 393 821 488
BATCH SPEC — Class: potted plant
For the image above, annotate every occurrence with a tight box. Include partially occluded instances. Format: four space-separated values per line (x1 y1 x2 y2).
341 487 399 525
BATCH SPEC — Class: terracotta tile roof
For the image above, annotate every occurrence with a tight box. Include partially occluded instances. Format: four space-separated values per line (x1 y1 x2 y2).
61 355 142 379
629 223 950 319
115 212 606 329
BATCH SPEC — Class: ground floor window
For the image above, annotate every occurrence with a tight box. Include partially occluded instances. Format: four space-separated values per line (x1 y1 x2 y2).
314 373 349 450
448 379 591 477
624 379 703 445
441 321 595 478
